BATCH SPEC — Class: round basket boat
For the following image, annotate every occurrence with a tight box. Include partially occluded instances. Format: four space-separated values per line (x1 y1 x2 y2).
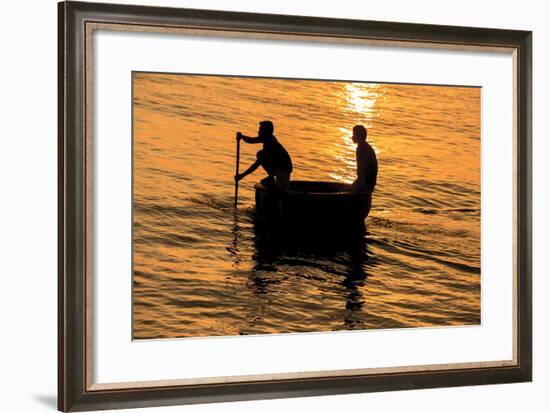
254 180 372 226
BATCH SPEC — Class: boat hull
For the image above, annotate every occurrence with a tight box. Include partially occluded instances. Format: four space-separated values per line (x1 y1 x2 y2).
254 181 371 226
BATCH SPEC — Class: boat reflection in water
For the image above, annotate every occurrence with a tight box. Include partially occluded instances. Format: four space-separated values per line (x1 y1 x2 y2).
241 194 372 331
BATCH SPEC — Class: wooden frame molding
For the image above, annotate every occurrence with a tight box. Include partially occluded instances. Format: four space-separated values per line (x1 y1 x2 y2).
59 1 532 411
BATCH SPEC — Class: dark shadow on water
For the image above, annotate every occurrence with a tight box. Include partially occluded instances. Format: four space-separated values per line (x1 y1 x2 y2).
252 220 368 266
251 218 371 330
228 208 374 332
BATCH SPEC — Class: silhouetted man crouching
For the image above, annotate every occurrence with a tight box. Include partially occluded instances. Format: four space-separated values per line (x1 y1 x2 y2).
235 121 293 190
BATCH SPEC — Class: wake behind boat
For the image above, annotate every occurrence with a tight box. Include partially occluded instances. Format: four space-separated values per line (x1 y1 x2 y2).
254 180 372 225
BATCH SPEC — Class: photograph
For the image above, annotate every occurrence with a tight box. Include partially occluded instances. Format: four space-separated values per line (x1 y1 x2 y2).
132 72 481 339
54 1 533 410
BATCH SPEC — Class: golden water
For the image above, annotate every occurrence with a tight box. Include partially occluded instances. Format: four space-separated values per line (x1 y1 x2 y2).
133 73 480 339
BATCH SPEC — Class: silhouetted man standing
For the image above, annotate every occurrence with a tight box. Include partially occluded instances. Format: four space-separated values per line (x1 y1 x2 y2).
235 121 293 190
350 125 377 193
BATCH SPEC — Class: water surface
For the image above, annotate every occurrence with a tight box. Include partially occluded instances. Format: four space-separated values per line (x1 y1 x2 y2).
132 73 481 339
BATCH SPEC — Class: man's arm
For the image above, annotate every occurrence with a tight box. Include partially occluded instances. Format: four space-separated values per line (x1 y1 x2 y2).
237 132 263 144
235 160 261 181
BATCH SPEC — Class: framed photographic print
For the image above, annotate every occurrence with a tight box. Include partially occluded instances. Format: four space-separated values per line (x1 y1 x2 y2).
58 1 532 411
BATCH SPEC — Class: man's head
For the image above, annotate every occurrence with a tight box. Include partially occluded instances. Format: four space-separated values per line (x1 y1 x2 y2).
259 120 274 137
352 125 367 143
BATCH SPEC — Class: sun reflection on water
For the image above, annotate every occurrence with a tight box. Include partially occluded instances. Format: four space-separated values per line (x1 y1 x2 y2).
344 82 381 118
329 83 383 183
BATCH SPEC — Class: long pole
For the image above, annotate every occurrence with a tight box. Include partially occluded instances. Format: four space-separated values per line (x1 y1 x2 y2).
234 137 240 207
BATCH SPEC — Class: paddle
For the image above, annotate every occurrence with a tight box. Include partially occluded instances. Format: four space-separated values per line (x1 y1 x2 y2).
234 134 241 207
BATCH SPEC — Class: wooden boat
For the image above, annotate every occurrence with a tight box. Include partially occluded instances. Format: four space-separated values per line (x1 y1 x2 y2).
254 181 371 226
